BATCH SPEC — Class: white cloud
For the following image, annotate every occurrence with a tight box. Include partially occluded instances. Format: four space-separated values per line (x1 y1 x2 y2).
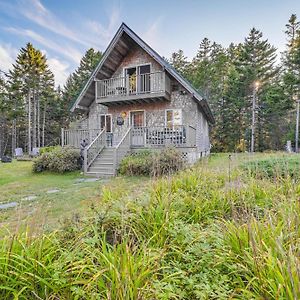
142 18 163 52
0 44 17 72
18 0 121 50
47 57 70 87
19 0 90 47
5 27 82 63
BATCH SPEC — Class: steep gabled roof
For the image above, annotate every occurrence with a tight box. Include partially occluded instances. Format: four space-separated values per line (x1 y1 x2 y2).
71 23 215 124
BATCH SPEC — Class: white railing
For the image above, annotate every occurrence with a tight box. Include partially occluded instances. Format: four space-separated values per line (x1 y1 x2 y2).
113 127 132 173
61 128 100 148
83 129 106 173
131 125 197 148
96 71 165 99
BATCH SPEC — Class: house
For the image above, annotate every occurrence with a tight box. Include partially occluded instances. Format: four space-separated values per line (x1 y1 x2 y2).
62 23 214 177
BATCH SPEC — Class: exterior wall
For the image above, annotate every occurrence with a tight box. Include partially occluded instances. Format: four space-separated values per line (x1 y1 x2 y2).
112 44 162 78
196 105 210 156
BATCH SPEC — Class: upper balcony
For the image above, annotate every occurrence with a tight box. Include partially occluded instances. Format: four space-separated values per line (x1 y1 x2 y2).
95 71 171 106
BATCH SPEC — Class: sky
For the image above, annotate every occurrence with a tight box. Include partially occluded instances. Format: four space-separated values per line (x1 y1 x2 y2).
0 0 300 86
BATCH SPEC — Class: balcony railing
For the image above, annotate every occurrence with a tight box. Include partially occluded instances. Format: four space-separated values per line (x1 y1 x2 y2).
95 71 169 100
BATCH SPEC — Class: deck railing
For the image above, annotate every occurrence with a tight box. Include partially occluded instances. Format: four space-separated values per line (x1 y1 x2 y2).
83 129 106 173
131 125 197 148
61 128 100 148
95 71 166 99
113 127 132 173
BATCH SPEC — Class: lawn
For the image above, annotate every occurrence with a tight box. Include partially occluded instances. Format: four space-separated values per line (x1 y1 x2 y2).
0 160 149 234
0 152 299 299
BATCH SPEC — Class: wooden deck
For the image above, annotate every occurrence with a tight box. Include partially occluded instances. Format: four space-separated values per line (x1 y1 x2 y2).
95 71 171 105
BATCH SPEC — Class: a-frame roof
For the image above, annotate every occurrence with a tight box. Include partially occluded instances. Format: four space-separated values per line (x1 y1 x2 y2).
71 23 215 124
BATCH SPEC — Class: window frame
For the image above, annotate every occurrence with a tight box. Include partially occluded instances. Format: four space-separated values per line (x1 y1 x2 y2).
99 114 112 132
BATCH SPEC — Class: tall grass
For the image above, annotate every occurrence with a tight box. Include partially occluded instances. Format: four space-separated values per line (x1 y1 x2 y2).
1 154 300 299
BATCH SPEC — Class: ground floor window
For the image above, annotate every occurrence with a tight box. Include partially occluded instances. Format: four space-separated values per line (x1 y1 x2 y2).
100 114 112 132
165 109 182 128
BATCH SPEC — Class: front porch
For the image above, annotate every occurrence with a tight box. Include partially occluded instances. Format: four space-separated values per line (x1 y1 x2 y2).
61 125 197 149
61 125 197 176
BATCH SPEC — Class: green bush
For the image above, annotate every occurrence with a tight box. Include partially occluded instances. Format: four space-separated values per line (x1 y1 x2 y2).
241 155 300 179
119 147 185 176
33 146 81 173
39 145 60 155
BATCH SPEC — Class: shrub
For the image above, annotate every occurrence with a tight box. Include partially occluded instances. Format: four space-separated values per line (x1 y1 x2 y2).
119 147 185 176
33 146 81 173
39 145 60 155
118 150 152 176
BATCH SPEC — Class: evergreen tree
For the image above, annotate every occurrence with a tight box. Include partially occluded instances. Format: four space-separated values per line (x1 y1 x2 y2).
168 49 189 76
7 43 55 153
236 28 279 150
62 48 102 113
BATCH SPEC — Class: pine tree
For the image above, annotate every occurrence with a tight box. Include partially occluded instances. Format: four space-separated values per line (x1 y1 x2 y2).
63 48 102 113
7 43 55 153
168 49 189 76
236 28 279 150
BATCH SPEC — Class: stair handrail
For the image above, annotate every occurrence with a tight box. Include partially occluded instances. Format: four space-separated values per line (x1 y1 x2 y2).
114 127 132 173
84 128 106 173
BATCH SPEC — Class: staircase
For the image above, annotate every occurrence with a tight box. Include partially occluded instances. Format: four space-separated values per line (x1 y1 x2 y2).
84 127 132 178
86 147 116 177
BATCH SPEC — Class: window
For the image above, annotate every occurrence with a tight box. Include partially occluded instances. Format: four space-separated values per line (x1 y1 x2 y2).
165 109 182 128
124 64 151 94
100 114 112 132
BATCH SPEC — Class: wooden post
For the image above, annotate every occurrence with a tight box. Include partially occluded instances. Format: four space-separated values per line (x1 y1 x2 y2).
296 100 299 153
251 87 256 153
61 128 64 147
83 148 88 174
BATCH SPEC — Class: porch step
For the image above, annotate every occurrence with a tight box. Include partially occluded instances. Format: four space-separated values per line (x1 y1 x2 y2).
87 147 115 177
88 167 115 174
86 172 114 178
92 161 114 166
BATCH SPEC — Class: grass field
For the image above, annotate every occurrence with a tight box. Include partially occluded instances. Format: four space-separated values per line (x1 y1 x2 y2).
0 152 299 299
0 160 149 234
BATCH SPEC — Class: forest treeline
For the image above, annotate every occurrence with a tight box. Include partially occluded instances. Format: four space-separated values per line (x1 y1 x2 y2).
0 14 300 156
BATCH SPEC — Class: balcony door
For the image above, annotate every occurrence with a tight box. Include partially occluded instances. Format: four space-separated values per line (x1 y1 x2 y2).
125 64 150 95
130 111 145 147
138 64 150 93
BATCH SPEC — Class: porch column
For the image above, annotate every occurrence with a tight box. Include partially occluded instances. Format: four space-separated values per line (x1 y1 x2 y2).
61 128 64 147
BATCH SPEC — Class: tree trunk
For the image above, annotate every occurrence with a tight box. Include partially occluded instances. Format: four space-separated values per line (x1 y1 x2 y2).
42 102 46 147
11 118 16 157
28 90 32 154
37 95 40 148
32 90 37 149
0 114 4 157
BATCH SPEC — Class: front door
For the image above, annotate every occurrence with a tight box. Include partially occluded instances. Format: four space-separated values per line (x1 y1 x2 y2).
131 111 145 147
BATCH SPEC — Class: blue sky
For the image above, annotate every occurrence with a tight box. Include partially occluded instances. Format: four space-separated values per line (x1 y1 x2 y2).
0 0 299 86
